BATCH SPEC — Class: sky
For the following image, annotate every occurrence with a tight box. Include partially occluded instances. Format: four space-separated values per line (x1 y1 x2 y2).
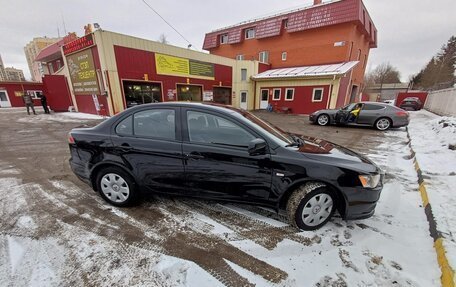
0 0 455 82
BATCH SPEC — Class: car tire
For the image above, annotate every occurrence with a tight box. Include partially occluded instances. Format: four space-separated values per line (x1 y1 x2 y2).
96 166 139 207
317 114 330 126
286 182 336 230
374 117 392 131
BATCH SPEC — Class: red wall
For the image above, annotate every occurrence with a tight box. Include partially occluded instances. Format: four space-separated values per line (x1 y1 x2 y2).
113 46 233 104
0 82 44 107
396 92 428 108
266 85 330 114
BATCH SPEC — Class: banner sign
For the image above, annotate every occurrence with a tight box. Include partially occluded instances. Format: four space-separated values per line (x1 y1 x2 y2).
155 53 215 80
67 49 100 95
63 34 94 55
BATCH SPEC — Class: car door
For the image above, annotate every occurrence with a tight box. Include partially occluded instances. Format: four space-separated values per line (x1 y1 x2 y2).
335 103 356 123
357 104 386 125
110 107 185 194
181 108 273 203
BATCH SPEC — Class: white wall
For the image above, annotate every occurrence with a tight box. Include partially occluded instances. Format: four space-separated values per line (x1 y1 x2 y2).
425 88 456 117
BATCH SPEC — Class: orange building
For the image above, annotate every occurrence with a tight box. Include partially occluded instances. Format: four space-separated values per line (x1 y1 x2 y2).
204 0 377 110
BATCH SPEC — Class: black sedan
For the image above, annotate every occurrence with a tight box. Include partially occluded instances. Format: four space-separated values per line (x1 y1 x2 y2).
309 102 409 130
69 103 384 230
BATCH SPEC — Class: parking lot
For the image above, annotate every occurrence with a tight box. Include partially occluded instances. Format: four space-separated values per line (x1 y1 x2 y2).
0 108 440 286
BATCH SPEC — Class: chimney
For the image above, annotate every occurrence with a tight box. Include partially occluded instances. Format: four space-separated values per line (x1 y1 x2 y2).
314 0 322 5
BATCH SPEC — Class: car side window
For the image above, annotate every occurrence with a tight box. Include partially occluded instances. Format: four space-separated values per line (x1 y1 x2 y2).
363 104 384 111
134 109 176 140
187 111 255 147
116 116 133 135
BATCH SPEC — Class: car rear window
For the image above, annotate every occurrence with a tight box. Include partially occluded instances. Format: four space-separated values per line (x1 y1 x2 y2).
134 109 176 140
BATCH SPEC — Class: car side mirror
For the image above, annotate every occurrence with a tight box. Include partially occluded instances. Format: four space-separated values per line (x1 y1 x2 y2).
248 138 267 156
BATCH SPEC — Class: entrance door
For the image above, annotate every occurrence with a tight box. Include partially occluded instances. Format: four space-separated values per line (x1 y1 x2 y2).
349 85 359 103
0 90 11 108
213 87 232 105
260 89 269 109
123 81 162 108
240 91 248 110
177 84 203 102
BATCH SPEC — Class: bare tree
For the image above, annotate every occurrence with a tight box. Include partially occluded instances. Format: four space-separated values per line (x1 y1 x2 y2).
367 63 402 86
158 33 169 45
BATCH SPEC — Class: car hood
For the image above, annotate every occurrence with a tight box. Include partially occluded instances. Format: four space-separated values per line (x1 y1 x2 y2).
314 109 339 115
290 134 380 173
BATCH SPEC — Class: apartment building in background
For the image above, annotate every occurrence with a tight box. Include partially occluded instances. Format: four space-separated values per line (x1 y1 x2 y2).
0 55 7 81
4 67 26 82
24 36 61 82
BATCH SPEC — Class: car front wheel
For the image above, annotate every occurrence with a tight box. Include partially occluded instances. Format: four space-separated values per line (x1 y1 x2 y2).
375 117 391 131
286 182 336 230
317 114 330 126
96 167 138 207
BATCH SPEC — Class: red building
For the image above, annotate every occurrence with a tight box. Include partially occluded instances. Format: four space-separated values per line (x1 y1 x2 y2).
204 0 377 110
0 82 44 108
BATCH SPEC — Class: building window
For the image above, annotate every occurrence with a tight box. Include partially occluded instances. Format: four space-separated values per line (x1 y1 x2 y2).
220 34 228 44
236 54 244 60
363 55 367 68
312 88 324 102
284 19 289 29
282 52 287 61
285 88 294 101
48 63 54 74
357 49 361 60
56 60 62 70
241 69 247 81
273 88 281 101
259 51 269 63
245 28 255 39
27 90 43 99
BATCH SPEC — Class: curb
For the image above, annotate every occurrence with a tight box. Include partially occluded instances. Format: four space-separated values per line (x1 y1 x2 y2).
406 127 455 287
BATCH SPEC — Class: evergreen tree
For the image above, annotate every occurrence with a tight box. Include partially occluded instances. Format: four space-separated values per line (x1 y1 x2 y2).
411 36 456 90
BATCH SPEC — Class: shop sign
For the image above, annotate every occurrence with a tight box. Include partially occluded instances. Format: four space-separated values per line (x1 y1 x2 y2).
67 49 100 95
203 91 213 101
167 89 175 100
92 94 100 111
63 34 94 55
155 53 215 80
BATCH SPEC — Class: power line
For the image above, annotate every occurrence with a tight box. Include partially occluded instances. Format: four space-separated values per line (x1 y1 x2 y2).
141 0 193 48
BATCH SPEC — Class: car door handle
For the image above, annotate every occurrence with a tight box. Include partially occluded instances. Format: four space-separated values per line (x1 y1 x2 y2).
185 152 205 160
120 143 133 150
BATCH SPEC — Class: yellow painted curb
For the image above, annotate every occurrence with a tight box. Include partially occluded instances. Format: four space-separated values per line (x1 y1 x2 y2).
419 183 430 207
415 161 420 171
435 238 455 286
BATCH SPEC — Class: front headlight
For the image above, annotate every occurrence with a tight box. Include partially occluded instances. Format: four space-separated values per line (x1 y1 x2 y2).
358 174 381 188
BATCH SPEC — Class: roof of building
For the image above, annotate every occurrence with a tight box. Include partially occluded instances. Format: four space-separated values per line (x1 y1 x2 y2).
252 61 359 80
203 0 377 50
34 39 65 62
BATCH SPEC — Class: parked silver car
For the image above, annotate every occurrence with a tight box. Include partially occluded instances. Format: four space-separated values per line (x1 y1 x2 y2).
309 102 409 130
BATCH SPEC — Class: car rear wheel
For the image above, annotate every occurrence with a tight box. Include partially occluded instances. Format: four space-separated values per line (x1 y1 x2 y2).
286 182 335 230
96 167 138 207
317 114 330 126
375 117 391 131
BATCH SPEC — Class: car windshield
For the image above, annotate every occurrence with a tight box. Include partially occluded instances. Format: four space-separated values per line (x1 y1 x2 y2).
239 111 294 146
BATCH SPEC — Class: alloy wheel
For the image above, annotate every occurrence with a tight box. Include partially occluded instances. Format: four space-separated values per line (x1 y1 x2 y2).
317 115 329 126
376 118 391 130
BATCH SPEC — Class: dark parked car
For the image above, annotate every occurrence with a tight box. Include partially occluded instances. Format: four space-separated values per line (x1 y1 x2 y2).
399 97 423 111
69 103 384 230
309 102 409 130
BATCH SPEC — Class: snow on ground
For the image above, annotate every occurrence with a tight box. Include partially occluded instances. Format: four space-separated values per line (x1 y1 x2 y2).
408 110 456 269
0 108 444 286
15 109 105 124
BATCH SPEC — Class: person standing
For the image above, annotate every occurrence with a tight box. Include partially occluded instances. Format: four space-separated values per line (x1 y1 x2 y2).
23 92 36 115
40 94 50 114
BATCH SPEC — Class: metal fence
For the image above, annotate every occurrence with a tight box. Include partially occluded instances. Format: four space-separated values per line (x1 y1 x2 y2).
424 87 456 117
